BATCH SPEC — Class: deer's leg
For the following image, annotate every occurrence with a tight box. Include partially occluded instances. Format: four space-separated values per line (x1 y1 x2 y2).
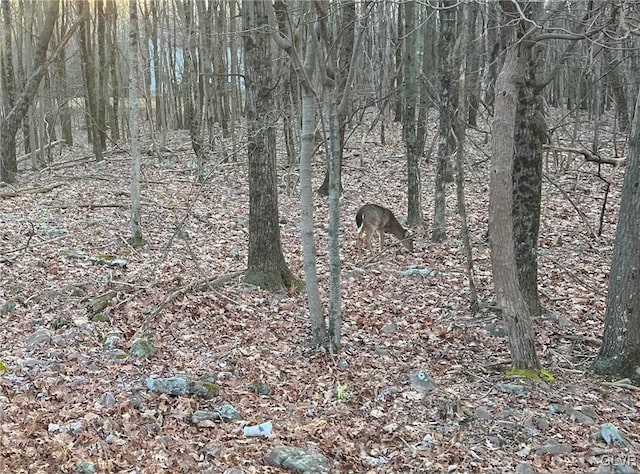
379 231 385 251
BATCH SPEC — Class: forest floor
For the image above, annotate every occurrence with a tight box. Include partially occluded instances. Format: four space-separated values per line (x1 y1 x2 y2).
0 115 638 474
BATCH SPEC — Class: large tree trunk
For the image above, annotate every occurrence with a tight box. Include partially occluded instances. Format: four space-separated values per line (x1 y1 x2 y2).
490 42 541 371
402 0 423 228
512 57 546 319
243 0 297 292
1 0 60 184
592 86 640 379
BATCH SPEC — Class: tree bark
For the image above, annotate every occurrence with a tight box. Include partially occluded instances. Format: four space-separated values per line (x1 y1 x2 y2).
432 0 454 243
243 0 298 292
403 0 423 229
512 54 546 319
78 0 103 161
490 42 541 371
271 5 329 349
298 26 328 349
592 86 640 379
129 0 143 248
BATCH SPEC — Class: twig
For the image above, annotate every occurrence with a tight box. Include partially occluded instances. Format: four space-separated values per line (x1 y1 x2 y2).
543 172 598 240
544 145 625 166
50 203 127 209
603 380 640 392
145 271 244 322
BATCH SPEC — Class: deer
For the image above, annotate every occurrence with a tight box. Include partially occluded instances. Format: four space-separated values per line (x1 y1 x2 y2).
355 204 413 257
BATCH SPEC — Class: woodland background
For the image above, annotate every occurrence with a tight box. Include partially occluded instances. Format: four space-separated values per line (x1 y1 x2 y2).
1 1 639 473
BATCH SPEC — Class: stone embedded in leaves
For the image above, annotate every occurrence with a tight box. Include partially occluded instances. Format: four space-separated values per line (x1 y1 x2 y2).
0 300 16 316
147 376 220 399
100 392 116 409
495 382 527 396
265 446 330 474
130 337 157 358
76 462 96 474
27 328 53 347
599 422 629 446
191 402 242 425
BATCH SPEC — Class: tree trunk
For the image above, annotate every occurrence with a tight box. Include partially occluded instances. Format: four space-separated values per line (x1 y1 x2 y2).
243 0 298 292
455 2 478 315
490 42 541 371
78 0 103 161
592 86 640 379
315 0 355 198
512 56 546 319
299 27 328 349
325 73 342 353
1 0 60 183
272 5 329 348
129 0 143 247
432 0 454 243
403 0 423 228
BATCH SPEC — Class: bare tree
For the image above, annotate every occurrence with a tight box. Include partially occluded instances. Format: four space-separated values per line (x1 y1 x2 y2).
592 86 640 380
78 0 103 161
129 0 143 248
272 6 329 349
432 0 455 243
1 0 62 183
402 0 424 229
243 0 298 292
489 4 540 371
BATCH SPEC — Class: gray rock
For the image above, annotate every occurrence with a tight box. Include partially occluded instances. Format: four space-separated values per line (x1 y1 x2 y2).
533 443 572 455
27 328 53 347
495 383 527 396
515 463 536 474
265 446 330 474
247 379 272 396
380 322 397 334
130 337 157 357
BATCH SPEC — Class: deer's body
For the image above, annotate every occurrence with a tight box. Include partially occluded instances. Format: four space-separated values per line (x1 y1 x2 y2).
355 204 413 256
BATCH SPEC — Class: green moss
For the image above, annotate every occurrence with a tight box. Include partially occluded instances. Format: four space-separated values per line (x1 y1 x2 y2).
506 368 555 382
244 267 302 292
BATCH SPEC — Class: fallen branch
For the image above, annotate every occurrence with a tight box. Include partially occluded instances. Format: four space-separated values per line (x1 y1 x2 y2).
603 379 640 392
49 203 127 209
145 271 244 323
544 145 626 166
17 139 66 163
0 182 65 199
